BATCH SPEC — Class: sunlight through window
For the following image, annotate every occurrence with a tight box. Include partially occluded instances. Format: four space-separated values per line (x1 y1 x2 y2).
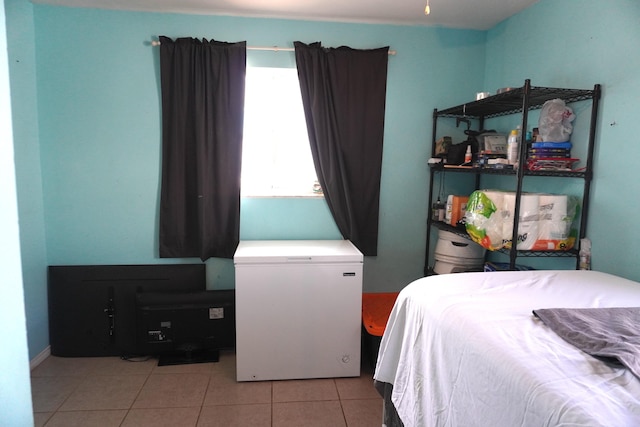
241 67 320 197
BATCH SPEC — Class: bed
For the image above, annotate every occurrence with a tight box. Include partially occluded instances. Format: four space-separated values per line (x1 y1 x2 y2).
373 270 640 427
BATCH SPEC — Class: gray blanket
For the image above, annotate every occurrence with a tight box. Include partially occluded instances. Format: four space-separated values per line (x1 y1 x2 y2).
533 307 640 378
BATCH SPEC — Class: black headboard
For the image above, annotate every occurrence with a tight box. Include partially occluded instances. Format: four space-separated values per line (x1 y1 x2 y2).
48 264 205 357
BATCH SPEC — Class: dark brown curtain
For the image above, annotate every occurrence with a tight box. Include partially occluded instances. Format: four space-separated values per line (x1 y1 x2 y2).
294 41 389 256
158 36 246 260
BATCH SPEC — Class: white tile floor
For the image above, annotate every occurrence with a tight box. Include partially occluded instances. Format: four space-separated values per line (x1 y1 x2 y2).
31 350 383 426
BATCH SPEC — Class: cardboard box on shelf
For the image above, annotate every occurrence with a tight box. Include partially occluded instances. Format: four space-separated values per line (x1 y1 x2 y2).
445 195 469 226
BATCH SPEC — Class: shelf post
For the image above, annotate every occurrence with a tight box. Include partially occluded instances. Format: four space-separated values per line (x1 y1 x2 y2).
424 108 439 276
578 84 601 242
508 79 531 270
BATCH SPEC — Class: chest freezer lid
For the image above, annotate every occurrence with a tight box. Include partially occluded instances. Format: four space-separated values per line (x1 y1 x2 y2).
233 240 363 264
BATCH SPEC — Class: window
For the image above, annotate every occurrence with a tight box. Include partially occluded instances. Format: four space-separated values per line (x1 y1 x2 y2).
241 67 321 197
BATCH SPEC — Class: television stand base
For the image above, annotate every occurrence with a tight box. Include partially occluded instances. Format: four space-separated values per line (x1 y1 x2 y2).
157 349 220 366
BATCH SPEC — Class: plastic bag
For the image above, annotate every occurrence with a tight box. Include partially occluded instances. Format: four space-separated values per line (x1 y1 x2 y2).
538 99 575 142
464 190 506 250
465 190 579 251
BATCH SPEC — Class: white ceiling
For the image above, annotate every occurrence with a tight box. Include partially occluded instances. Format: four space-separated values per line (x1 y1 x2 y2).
31 0 539 30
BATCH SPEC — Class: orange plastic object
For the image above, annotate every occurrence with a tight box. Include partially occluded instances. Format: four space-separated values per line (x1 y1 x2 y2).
362 292 400 337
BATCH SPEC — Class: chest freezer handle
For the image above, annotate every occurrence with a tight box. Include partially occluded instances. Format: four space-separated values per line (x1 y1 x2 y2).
286 257 313 262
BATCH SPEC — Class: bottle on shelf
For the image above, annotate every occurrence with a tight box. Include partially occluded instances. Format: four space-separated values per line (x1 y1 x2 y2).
464 145 472 164
579 238 591 270
507 129 520 166
432 198 445 222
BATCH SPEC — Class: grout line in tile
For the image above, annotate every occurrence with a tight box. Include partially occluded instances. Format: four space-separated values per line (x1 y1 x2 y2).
34 354 382 426
124 369 152 419
52 376 83 414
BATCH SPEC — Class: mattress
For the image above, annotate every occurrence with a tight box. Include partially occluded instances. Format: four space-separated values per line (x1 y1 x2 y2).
373 270 640 427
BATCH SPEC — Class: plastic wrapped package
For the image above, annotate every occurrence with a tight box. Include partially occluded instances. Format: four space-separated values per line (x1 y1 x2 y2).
538 99 575 142
533 194 580 250
501 193 540 250
464 190 507 250
465 190 579 251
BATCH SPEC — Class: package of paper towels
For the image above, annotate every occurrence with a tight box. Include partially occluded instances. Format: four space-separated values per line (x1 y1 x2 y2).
465 190 578 251
534 194 579 250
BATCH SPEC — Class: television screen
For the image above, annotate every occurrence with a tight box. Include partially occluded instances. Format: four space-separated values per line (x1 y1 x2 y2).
48 264 206 357
135 290 235 365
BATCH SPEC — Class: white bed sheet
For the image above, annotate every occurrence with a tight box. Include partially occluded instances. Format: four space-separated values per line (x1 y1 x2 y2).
374 270 640 427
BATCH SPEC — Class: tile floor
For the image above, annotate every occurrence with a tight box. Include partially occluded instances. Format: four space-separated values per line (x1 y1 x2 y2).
30 350 383 426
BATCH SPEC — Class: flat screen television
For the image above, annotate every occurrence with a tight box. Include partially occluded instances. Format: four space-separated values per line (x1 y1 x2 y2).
135 290 235 365
48 264 206 357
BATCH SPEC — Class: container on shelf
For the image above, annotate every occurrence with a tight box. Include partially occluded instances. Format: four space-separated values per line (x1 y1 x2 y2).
507 129 520 165
433 230 486 274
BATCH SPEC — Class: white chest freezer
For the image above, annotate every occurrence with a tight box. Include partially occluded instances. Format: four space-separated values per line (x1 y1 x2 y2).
234 240 363 381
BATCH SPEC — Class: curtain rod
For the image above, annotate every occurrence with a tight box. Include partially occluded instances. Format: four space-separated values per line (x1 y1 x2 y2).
150 40 396 55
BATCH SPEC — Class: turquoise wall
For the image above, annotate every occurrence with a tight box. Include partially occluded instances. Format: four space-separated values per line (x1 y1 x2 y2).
31 6 486 298
5 0 50 363
7 0 640 363
0 0 35 422
484 0 640 279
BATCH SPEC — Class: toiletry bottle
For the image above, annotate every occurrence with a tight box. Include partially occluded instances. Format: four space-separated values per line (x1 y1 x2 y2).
445 195 454 224
507 129 519 165
464 145 472 164
433 198 445 222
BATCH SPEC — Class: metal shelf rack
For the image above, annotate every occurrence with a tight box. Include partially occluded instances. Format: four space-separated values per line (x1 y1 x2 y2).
425 79 601 275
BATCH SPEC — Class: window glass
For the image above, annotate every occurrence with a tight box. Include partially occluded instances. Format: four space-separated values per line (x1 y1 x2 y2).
241 67 321 197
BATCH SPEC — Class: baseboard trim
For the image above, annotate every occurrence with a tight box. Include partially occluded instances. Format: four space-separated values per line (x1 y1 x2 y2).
30 345 51 370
